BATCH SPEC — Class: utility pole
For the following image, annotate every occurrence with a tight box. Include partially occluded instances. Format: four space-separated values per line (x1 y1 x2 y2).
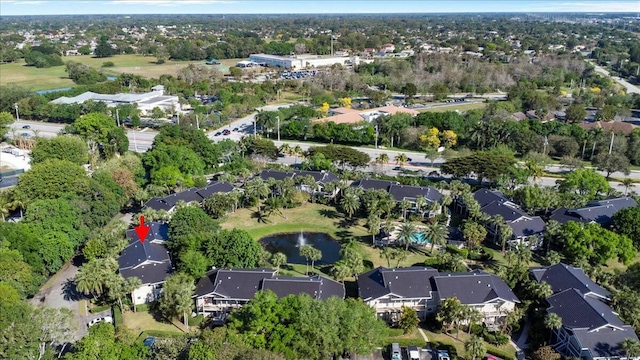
196 115 199 130
609 132 615 154
116 108 120 127
330 35 334 56
375 124 379 149
14 103 19 122
253 115 257 137
277 116 280 142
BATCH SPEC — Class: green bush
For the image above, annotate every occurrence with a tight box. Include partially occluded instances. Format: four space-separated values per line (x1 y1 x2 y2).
486 347 515 360
102 61 115 67
188 314 205 327
90 304 111 313
383 338 425 347
446 245 468 258
113 305 123 326
136 303 150 312
470 323 484 335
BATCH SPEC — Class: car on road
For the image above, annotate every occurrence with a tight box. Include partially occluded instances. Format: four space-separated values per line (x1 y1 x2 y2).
222 129 231 136
214 132 221 136
232 127 239 131
407 157 413 162
88 316 113 327
20 133 31 137
392 166 403 171
22 125 31 129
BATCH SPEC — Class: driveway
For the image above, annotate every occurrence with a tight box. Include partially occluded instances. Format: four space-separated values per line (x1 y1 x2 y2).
29 256 91 341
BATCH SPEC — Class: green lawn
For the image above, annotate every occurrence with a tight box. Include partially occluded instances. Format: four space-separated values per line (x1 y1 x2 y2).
419 102 487 113
0 55 244 91
122 310 186 334
423 327 517 360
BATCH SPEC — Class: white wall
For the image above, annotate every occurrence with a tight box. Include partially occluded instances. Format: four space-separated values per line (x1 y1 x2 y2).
131 284 162 305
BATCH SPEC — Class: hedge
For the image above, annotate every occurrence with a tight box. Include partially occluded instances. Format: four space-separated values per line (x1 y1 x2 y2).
113 306 123 326
382 338 425 347
90 304 111 313
486 348 515 360
137 330 188 340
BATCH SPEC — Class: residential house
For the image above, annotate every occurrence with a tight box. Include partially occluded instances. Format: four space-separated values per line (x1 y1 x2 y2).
118 222 172 305
530 263 611 301
549 197 637 226
531 263 639 360
144 181 235 212
433 271 519 331
458 189 546 249
257 169 340 198
358 267 441 323
546 289 639 360
579 121 637 135
357 267 519 330
351 178 444 218
381 43 395 53
194 268 344 321
315 105 419 125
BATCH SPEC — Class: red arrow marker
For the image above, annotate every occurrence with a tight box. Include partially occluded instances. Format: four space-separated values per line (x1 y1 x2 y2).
134 216 150 243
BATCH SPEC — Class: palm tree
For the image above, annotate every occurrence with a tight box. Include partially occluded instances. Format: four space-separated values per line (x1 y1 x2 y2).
394 153 409 167
464 335 486 360
426 224 449 253
394 248 408 268
9 198 25 218
619 178 634 196
124 277 143 312
399 199 412 220
440 194 453 213
414 196 428 218
367 214 381 245
499 225 514 253
244 178 270 212
271 252 287 275
544 313 563 345
0 195 10 222
621 338 640 359
398 222 417 251
376 153 389 166
331 262 352 283
514 243 532 267
340 192 360 219
380 247 394 267
309 248 322 275
299 245 314 276
292 145 303 163
464 307 483 335
279 143 292 157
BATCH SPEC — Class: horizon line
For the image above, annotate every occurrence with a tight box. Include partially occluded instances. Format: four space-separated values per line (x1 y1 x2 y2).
2 11 639 16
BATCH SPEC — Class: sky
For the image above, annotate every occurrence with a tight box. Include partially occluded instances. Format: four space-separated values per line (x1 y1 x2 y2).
0 0 639 16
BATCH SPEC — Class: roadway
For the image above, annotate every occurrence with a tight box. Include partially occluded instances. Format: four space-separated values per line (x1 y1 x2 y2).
591 62 640 95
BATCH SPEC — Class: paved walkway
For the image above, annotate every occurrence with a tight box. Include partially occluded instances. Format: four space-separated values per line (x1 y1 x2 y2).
515 318 531 350
418 327 430 342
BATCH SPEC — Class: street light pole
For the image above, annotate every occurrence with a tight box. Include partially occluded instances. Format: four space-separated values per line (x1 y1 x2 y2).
116 108 120 127
375 124 379 149
14 103 19 122
277 116 280 142
196 115 200 130
609 132 615 154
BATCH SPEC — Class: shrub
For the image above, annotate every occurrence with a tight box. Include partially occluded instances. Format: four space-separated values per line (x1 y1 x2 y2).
113 305 123 326
90 304 112 313
102 61 115 67
470 323 484 335
446 245 468 258
156 59 165 65
188 314 205 327
486 348 515 360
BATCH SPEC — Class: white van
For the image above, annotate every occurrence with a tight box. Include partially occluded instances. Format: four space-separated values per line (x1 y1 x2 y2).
407 345 420 360
391 343 402 360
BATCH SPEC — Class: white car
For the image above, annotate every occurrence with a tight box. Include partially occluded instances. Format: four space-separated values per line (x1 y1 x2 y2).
88 316 113 327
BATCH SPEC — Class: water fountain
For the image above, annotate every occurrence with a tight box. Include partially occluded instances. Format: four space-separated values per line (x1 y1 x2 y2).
298 230 306 247
260 232 341 265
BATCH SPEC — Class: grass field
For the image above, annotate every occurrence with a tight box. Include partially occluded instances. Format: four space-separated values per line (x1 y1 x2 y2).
419 102 487 113
123 310 186 334
422 327 517 359
0 55 244 91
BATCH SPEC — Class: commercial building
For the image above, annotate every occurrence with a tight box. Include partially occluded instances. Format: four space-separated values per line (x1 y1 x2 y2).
247 53 364 70
50 85 181 116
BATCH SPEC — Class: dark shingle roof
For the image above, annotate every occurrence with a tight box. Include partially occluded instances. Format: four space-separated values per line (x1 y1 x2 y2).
194 268 276 299
162 188 202 207
508 216 546 237
551 197 637 225
572 326 639 358
144 197 173 212
351 178 397 191
119 261 172 285
547 288 625 331
196 181 235 199
293 170 339 183
125 221 169 243
388 184 443 202
480 201 525 221
530 263 611 299
358 267 439 301
433 270 519 305
473 189 509 208
258 169 295 181
117 240 170 270
261 275 345 300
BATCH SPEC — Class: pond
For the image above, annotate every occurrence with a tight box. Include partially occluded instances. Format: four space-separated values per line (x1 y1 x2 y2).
260 232 342 265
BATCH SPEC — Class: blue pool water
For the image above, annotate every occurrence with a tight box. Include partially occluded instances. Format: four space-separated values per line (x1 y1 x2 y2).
411 233 431 244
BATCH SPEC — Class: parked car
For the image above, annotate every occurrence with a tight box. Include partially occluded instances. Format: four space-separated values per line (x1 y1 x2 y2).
222 129 231 136
20 133 31 137
407 346 420 360
22 125 31 129
214 132 221 136
392 166 403 171
391 343 401 360
437 350 451 360
88 316 113 327
232 127 239 131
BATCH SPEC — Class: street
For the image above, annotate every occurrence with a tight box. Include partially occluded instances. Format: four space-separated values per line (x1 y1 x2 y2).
591 62 640 95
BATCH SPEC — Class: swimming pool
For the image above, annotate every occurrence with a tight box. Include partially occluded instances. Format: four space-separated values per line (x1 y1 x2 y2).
411 233 431 244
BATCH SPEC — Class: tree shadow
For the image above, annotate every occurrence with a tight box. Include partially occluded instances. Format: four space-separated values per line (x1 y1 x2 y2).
318 208 340 219
62 278 89 302
250 210 270 224
338 217 359 229
334 230 354 241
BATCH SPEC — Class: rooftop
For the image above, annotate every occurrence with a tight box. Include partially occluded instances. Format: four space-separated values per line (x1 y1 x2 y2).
433 270 520 305
530 263 611 300
358 267 440 301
